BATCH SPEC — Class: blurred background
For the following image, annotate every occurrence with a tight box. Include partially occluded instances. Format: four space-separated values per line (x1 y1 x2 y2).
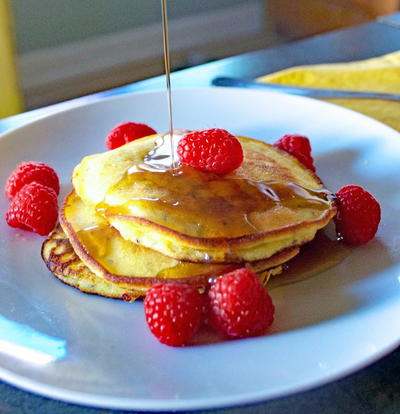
1 0 399 117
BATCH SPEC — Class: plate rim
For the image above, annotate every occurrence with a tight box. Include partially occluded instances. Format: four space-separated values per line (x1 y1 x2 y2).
1 86 399 141
1 332 399 411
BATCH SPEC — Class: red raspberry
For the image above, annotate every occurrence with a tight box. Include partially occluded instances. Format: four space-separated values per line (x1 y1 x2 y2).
5 161 60 200
144 283 205 346
208 268 274 339
106 122 157 150
274 134 315 172
335 185 381 245
6 182 58 236
177 128 243 175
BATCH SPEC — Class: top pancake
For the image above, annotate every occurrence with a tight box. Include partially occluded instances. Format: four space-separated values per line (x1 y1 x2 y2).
73 133 336 263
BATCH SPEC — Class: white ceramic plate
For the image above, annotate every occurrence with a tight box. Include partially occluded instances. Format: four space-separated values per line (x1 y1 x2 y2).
0 88 399 411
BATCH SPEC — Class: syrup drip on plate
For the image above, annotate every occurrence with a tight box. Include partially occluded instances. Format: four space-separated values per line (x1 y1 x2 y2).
267 227 352 289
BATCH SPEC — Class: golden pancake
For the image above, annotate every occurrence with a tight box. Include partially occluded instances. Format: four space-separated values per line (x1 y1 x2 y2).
59 191 300 287
72 132 336 263
42 225 143 301
42 225 289 301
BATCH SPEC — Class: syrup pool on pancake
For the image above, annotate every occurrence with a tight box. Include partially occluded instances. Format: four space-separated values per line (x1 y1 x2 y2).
74 130 336 265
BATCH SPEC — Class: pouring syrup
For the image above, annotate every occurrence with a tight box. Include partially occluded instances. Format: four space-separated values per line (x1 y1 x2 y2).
160 0 175 167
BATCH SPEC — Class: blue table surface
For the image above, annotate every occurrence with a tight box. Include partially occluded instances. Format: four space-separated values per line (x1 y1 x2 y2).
1 16 400 414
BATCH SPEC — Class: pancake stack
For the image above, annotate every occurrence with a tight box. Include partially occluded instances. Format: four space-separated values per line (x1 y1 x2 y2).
42 132 337 301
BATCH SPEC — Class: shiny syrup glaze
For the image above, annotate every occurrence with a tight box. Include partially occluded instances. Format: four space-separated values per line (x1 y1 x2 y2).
75 134 344 284
96 134 334 239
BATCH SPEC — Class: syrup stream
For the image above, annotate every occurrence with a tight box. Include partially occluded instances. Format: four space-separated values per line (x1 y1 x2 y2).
161 0 175 166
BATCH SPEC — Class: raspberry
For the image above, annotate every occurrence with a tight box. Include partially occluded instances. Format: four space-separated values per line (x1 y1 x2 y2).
106 122 157 150
6 182 58 236
208 268 274 339
144 283 205 346
5 161 60 200
274 134 315 172
177 128 243 175
335 185 381 245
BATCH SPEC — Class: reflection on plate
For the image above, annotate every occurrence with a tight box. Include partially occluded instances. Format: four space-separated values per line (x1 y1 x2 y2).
0 88 399 411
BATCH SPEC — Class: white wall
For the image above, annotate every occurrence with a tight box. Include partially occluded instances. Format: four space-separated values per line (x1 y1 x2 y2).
11 0 259 53
12 0 277 108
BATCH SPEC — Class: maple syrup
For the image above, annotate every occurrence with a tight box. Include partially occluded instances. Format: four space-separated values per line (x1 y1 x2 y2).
96 133 334 239
268 227 351 289
160 0 175 166
76 224 113 263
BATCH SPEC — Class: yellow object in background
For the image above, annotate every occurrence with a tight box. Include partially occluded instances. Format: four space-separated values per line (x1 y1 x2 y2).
0 0 22 118
259 51 400 132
